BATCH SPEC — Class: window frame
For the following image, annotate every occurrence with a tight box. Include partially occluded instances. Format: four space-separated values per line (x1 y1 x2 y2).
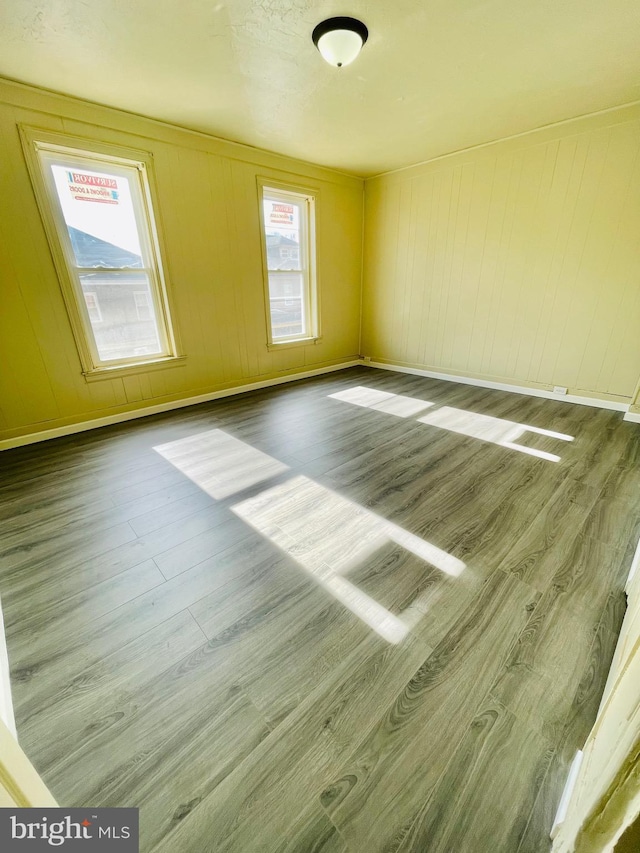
257 178 320 349
20 126 183 380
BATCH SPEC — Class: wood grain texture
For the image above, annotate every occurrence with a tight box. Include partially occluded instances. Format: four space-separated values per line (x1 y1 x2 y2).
0 366 637 852
516 605 623 852
272 804 347 853
391 697 554 853
319 571 539 852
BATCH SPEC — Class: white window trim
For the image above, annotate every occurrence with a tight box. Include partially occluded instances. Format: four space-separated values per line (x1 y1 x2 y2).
257 177 321 349
20 126 184 380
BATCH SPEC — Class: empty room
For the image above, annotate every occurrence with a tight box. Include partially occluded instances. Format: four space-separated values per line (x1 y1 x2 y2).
0 2 639 851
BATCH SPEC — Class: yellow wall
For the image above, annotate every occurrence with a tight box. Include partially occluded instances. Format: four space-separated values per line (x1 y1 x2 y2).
2 79 639 447
0 79 363 443
362 104 640 401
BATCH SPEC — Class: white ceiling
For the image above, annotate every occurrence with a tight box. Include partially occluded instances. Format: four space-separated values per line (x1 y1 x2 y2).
1 0 639 176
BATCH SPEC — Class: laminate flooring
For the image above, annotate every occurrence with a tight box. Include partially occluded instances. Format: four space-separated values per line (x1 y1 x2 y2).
1 367 639 852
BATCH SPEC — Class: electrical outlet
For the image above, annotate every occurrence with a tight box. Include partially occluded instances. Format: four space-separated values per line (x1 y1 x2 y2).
363 356 372 363
553 385 568 395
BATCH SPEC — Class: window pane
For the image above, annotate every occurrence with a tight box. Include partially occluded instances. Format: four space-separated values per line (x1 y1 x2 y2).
83 291 103 323
263 198 303 271
269 272 305 338
261 186 315 343
79 271 162 361
50 165 143 269
134 291 154 321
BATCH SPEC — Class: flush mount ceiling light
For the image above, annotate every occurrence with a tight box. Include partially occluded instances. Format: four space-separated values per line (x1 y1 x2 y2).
312 17 369 68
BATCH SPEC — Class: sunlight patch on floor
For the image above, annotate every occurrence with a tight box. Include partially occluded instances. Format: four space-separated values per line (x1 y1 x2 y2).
329 386 574 461
232 475 465 644
154 429 289 499
329 386 435 418
418 406 573 462
156 429 466 644
232 475 465 579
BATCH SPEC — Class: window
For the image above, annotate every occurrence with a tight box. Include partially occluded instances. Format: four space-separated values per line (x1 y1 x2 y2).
260 184 318 345
134 291 153 322
21 129 180 377
83 292 102 324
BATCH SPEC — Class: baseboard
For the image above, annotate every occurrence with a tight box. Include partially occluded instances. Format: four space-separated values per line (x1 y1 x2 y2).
626 536 640 595
0 598 16 740
3 357 634 451
361 360 631 413
0 360 361 451
551 750 584 841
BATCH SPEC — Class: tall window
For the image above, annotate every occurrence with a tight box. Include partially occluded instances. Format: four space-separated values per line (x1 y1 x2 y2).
260 184 317 344
22 130 178 375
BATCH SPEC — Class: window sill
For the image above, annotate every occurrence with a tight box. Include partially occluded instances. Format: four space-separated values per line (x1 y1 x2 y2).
267 337 322 352
83 355 187 382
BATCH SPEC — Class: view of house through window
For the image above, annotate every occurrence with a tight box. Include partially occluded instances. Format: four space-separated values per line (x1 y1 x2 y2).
33 143 174 369
261 186 316 342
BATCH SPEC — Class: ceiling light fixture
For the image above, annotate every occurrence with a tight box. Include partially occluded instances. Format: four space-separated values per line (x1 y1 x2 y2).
312 17 368 68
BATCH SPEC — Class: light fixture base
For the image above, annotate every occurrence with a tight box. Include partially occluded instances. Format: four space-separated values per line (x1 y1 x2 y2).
312 17 368 68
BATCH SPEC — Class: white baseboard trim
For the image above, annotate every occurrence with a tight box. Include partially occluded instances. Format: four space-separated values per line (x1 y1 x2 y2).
0 360 361 451
626 536 640 594
4 358 634 451
0 598 16 740
551 750 584 841
362 360 630 413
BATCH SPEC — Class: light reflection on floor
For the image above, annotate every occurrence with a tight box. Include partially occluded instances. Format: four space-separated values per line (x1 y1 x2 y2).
154 429 289 499
330 386 574 461
330 386 435 418
155 430 465 645
233 475 465 643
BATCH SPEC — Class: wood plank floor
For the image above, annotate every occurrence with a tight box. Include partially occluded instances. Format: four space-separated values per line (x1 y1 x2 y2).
1 366 638 852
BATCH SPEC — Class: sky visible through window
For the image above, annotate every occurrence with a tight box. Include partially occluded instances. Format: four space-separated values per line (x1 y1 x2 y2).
47 160 165 362
51 164 141 257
